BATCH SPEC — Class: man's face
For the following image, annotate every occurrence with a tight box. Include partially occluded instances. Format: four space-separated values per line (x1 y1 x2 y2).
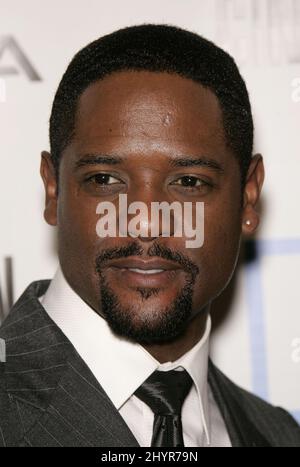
41 71 263 346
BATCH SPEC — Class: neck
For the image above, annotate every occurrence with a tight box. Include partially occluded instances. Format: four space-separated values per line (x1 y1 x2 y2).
142 306 210 364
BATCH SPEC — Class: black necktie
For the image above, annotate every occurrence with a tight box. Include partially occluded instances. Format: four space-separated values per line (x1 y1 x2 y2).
134 369 193 447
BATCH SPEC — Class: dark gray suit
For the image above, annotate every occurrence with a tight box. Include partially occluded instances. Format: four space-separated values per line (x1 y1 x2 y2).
0 280 299 447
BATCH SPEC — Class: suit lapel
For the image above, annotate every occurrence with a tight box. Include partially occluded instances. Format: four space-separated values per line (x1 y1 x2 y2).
1 280 140 447
208 359 271 447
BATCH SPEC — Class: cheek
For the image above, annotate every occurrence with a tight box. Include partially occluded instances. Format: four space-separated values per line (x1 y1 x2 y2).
57 188 102 265
207 222 241 277
204 178 242 271
192 198 242 303
57 194 104 307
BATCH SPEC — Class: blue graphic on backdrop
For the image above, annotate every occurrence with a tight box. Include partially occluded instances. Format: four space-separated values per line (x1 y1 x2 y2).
245 238 300 423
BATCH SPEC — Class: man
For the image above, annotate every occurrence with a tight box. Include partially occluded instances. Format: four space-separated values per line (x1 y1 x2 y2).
0 24 299 447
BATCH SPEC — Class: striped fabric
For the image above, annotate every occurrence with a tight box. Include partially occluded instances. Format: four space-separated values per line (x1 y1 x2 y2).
0 280 300 447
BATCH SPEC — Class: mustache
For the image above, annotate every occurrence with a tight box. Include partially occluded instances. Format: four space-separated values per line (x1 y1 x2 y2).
95 241 199 280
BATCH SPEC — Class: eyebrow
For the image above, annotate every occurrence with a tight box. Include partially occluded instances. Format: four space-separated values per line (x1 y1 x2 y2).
169 156 225 173
74 154 123 169
74 153 225 173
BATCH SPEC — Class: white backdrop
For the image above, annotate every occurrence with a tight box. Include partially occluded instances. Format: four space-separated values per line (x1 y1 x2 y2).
0 0 299 421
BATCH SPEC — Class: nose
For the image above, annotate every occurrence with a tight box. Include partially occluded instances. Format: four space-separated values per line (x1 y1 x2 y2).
123 184 177 241
132 216 160 243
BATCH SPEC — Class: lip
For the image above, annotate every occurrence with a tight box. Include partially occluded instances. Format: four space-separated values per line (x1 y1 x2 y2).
102 256 182 271
101 256 183 288
108 267 182 288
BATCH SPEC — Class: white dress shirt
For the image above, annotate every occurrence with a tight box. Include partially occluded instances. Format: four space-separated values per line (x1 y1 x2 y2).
39 266 231 447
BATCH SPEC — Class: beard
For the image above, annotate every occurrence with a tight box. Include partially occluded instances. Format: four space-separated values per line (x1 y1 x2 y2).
95 242 199 345
98 274 195 345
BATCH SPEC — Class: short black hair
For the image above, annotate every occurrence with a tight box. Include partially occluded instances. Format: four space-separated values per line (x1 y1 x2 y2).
49 24 253 187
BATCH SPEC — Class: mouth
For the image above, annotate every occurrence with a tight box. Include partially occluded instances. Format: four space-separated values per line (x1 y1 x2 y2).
101 257 184 288
125 268 165 274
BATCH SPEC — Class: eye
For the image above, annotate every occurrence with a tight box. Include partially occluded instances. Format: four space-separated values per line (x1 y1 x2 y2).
171 176 208 187
87 173 122 185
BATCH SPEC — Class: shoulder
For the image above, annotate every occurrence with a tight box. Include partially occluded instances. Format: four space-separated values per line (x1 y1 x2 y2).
209 360 300 446
0 280 67 447
0 280 50 339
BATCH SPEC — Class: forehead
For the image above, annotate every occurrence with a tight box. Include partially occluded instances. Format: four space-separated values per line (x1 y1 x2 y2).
73 70 225 148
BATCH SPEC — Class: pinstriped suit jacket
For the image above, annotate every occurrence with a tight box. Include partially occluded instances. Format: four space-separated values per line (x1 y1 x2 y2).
0 280 300 447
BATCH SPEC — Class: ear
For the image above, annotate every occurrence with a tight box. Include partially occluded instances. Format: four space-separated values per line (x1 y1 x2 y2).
242 153 265 235
40 151 58 226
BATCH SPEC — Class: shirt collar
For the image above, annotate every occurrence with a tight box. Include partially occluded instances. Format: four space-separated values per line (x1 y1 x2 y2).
41 266 211 443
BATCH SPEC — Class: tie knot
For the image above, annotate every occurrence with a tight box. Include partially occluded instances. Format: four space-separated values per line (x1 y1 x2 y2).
134 369 193 415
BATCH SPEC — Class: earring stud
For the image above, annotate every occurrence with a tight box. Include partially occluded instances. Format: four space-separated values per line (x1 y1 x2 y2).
245 219 251 226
